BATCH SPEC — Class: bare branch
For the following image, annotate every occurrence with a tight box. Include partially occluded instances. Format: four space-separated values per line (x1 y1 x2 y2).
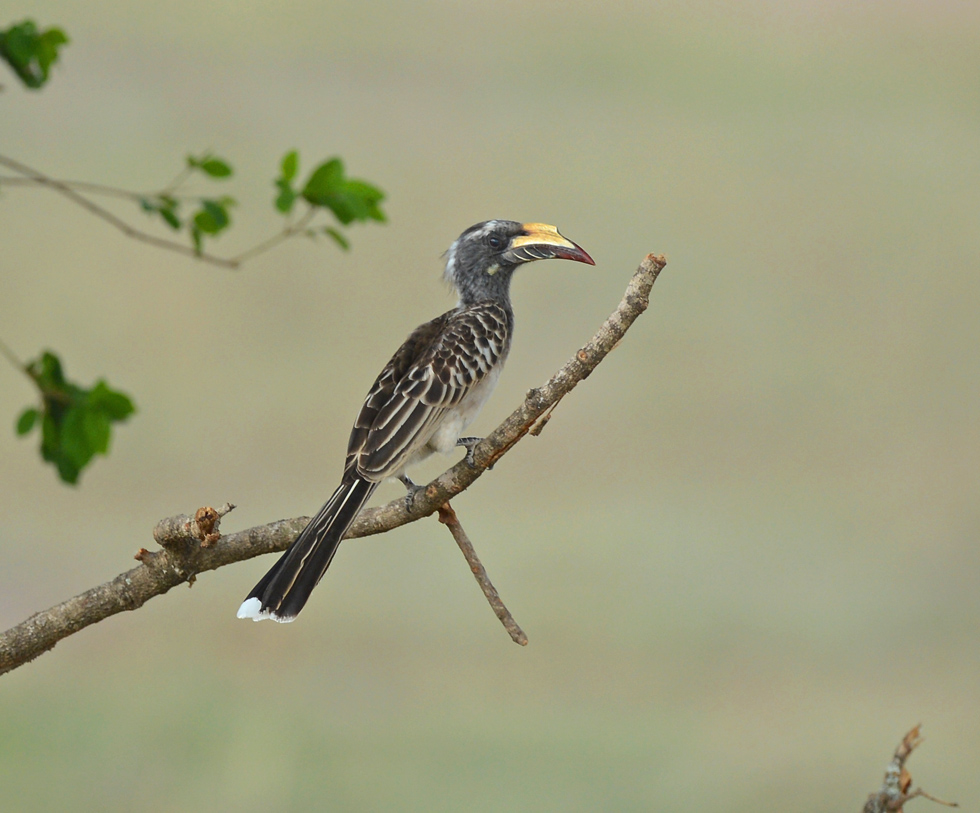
437 502 527 646
1 155 343 270
0 154 239 269
226 205 317 266
0 336 28 376
0 176 162 201
0 254 666 676
863 726 958 813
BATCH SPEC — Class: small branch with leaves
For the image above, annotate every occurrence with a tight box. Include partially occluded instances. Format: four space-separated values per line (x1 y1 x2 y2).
0 253 667 676
1 18 388 484
1 149 386 483
863 726 957 813
2 21 383 265
0 150 385 269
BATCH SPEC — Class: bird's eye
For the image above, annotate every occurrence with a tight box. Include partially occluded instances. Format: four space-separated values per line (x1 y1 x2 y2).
486 234 504 250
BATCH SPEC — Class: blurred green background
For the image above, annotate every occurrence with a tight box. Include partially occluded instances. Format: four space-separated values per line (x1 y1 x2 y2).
2 1 978 810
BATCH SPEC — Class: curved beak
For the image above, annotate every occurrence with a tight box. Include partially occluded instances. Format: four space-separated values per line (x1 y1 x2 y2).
503 223 595 266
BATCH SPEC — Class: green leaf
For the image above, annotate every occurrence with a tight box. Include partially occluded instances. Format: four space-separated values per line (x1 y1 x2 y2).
344 179 384 202
56 456 81 485
345 180 387 222
139 196 182 229
187 153 233 178
274 180 296 214
16 408 39 436
40 411 79 485
199 158 232 178
40 413 58 458
191 226 203 255
274 152 299 214
323 227 350 251
321 189 368 225
82 408 112 455
302 161 387 225
28 350 66 391
301 158 344 203
0 20 69 89
280 150 298 182
60 406 96 470
89 380 136 421
193 199 231 235
159 206 181 230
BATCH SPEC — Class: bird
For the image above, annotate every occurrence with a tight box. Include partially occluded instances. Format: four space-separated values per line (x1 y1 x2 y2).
237 220 594 623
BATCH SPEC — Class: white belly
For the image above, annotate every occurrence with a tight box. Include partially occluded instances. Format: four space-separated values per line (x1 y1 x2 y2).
427 363 503 455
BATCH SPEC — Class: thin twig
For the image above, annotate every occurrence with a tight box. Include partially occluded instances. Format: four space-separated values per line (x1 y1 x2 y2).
863 726 957 812
227 205 317 265
437 503 527 645
0 337 88 404
1 155 332 270
0 336 27 375
0 176 220 202
157 163 194 197
0 154 239 268
0 254 667 675
0 177 142 199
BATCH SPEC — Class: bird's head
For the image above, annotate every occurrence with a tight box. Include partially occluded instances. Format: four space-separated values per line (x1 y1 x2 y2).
444 220 594 305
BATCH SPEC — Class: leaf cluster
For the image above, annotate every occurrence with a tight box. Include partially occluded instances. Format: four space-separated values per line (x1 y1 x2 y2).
136 151 387 256
276 151 386 249
0 19 68 89
139 153 236 255
16 352 135 484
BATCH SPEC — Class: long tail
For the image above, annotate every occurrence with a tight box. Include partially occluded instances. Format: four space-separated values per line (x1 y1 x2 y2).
237 476 377 622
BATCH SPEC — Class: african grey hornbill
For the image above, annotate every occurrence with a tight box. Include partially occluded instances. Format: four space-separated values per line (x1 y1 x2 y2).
237 220 594 622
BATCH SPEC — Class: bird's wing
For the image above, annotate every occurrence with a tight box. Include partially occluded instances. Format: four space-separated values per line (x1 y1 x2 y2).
347 302 511 480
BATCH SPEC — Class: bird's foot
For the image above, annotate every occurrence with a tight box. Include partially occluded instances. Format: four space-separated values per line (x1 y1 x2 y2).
398 474 426 513
456 436 483 467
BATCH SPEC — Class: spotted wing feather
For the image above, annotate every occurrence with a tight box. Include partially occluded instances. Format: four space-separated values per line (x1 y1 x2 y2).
350 303 511 480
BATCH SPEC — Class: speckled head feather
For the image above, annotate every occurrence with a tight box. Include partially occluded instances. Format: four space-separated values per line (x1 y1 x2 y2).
444 220 594 307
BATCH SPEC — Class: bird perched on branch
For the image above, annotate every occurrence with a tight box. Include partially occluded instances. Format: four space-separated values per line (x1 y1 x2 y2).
237 220 594 622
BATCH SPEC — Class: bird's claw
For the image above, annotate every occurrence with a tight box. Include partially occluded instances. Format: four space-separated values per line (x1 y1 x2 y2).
398 474 426 513
456 436 483 467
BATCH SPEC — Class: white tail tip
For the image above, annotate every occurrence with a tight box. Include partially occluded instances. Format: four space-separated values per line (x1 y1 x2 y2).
236 597 296 623
237 597 264 620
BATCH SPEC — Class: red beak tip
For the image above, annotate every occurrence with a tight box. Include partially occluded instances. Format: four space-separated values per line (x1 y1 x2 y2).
556 241 595 266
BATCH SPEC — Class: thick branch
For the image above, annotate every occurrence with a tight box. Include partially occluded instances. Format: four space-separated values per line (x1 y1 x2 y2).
0 254 666 676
